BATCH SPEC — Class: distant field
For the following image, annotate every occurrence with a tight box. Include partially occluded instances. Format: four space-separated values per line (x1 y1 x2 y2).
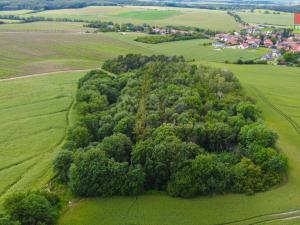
60 64 300 225
116 9 181 20
237 10 293 26
0 9 32 15
19 6 240 31
104 32 268 63
0 29 149 78
0 71 84 204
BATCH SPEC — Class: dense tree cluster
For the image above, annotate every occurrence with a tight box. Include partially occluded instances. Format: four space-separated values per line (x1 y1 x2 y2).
54 54 287 198
1 192 60 225
279 52 300 67
135 32 208 44
85 21 153 33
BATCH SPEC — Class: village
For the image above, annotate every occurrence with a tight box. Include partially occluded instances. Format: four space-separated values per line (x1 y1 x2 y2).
212 25 300 63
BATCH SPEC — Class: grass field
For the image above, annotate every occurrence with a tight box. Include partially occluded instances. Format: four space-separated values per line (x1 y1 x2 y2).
0 29 150 78
18 6 240 31
59 64 300 225
0 71 84 204
0 28 266 79
237 10 293 26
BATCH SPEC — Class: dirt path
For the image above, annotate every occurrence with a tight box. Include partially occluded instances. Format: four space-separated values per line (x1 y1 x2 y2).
0 69 93 82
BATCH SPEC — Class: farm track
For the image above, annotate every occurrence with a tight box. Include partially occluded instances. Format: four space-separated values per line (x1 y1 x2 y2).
0 69 91 82
250 85 300 134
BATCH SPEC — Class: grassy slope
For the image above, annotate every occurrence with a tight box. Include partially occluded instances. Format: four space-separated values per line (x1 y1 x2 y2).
0 30 149 78
237 10 293 26
60 64 300 225
22 6 240 31
0 29 266 79
0 71 84 204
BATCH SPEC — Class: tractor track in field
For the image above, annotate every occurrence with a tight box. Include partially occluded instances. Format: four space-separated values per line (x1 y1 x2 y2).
249 85 300 134
0 69 92 82
0 79 77 199
214 210 300 225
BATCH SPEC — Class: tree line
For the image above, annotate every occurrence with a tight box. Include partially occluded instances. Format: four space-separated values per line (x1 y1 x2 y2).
0 0 298 13
135 33 209 44
53 54 287 198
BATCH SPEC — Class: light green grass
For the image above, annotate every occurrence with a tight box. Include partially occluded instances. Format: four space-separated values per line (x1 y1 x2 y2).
60 64 300 225
0 21 90 31
116 10 181 20
0 71 84 204
237 10 293 26
0 30 149 78
0 10 33 15
103 32 268 62
21 6 240 31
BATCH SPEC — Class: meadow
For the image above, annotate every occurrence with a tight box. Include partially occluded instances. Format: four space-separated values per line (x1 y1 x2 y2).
237 10 294 26
18 6 240 31
0 25 264 79
0 71 84 204
0 28 149 78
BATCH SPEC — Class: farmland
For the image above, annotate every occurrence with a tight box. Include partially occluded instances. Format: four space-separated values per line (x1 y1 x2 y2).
0 71 84 204
237 10 294 26
16 6 241 31
0 4 300 225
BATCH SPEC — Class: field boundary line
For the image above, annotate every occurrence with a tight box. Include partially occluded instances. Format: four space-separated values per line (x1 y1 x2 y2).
248 85 300 134
0 69 93 82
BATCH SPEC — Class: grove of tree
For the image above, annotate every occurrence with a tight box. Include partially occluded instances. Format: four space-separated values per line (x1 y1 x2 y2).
54 54 287 198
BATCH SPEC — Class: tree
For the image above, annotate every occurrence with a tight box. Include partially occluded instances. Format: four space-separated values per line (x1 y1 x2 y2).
239 123 278 148
98 133 132 162
64 125 91 150
3 192 60 225
53 150 73 183
231 157 264 195
236 101 259 121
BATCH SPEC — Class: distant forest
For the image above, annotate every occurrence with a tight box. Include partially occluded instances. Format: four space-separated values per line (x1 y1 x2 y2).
0 0 299 12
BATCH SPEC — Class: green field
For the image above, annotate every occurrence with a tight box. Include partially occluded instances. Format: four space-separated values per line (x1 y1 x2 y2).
237 10 293 26
0 29 149 78
116 10 181 20
0 27 265 79
17 6 240 31
0 71 84 204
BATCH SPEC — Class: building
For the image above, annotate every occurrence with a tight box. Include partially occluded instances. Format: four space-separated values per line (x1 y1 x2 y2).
264 39 274 48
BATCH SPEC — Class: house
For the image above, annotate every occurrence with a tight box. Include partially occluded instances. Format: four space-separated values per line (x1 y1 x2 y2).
227 36 239 45
291 44 300 53
239 43 249 49
264 39 274 48
246 38 261 46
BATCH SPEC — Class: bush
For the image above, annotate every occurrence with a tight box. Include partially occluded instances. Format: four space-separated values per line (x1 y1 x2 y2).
3 192 60 225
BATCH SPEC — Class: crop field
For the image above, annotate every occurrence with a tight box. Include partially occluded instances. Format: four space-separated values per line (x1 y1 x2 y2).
237 10 293 26
0 71 84 204
103 32 269 63
0 9 32 15
0 27 266 79
0 29 149 78
59 64 300 225
18 6 240 31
